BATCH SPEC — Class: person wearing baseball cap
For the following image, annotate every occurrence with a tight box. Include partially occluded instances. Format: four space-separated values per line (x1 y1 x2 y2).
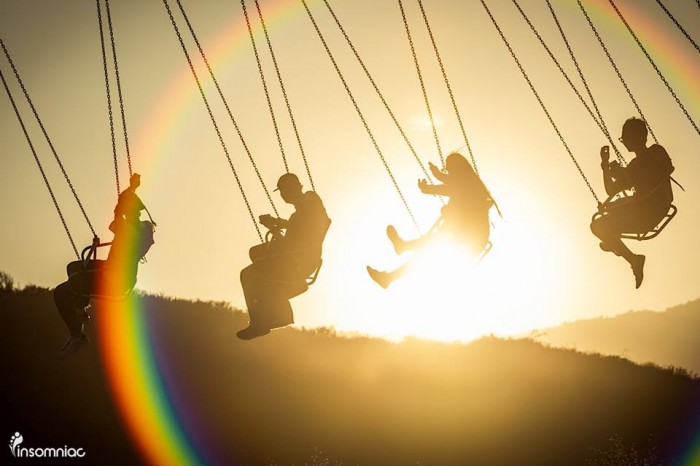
238 173 331 340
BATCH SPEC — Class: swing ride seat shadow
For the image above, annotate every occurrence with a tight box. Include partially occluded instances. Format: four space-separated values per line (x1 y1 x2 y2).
591 191 677 241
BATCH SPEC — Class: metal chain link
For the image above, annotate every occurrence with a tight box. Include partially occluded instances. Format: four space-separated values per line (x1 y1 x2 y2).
398 0 444 169
609 0 700 137
252 0 315 191
174 0 278 217
512 0 624 167
0 65 79 258
319 0 434 187
240 0 289 173
480 0 600 205
163 0 263 241
656 0 700 55
301 0 421 233
576 0 658 144
96 0 120 196
416 0 478 175
104 0 132 177
545 0 624 165
0 39 97 237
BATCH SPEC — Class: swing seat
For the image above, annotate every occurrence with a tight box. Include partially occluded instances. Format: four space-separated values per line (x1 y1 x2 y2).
269 259 324 300
259 217 330 298
68 241 134 300
621 205 676 241
592 190 677 241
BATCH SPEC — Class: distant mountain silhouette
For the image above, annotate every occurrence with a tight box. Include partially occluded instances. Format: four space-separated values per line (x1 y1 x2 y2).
534 299 700 376
1 281 698 465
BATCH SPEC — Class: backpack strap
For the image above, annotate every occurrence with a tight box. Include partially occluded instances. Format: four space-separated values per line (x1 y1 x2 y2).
671 176 685 192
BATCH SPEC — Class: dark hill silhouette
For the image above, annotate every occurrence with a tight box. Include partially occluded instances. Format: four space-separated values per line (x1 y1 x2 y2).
534 299 700 376
1 281 698 465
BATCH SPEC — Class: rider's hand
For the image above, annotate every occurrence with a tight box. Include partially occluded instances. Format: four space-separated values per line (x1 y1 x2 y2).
259 214 276 229
418 178 429 193
608 160 623 177
429 162 442 179
600 146 610 165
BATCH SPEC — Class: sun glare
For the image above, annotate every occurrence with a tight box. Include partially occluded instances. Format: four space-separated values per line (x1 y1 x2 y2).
367 227 551 342
319 188 562 344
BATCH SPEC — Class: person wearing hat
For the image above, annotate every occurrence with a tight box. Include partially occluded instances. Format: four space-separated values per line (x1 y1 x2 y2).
238 173 331 340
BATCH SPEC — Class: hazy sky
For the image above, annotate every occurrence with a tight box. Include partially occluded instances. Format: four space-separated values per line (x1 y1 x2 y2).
1 0 698 342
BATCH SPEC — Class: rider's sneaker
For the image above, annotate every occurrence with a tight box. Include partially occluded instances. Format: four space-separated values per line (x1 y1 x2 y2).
631 254 646 289
59 333 89 358
386 225 405 255
367 266 392 289
236 325 270 341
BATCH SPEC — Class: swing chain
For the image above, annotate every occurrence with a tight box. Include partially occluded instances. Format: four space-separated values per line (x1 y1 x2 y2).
398 0 444 168
104 0 132 177
253 0 315 191
416 0 478 175
544 0 625 166
576 0 658 144
609 0 700 137
655 0 700 55
96 0 120 196
0 39 97 238
0 64 80 258
173 0 279 218
320 0 435 189
163 0 263 241
480 0 600 205
302 0 421 234
240 0 289 174
513 0 624 168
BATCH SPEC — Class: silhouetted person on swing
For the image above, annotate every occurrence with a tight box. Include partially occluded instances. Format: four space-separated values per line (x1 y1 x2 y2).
590 117 674 288
238 173 330 340
54 173 155 356
367 152 494 288
110 173 146 236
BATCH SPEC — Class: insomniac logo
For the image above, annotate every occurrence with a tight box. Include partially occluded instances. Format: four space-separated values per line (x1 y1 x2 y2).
9 432 86 459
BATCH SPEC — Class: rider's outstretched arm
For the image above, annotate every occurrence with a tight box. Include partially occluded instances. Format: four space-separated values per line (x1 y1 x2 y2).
429 162 449 184
418 179 450 197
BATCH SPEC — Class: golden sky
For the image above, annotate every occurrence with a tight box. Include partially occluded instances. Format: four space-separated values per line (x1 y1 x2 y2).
1 0 698 342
